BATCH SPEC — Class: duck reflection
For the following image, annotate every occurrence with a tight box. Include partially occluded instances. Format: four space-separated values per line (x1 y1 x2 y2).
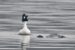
21 45 29 50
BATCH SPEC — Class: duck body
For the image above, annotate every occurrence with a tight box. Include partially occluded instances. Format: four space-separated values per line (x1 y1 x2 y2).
19 22 31 35
19 14 31 35
19 28 31 35
37 35 43 38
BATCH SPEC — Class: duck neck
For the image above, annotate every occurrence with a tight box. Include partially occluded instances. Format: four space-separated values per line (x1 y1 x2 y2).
23 21 28 29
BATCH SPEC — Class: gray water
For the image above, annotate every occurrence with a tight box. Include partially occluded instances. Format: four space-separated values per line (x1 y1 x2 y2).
0 0 75 50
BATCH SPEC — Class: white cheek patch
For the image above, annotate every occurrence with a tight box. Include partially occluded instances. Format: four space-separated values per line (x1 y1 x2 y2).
24 16 25 19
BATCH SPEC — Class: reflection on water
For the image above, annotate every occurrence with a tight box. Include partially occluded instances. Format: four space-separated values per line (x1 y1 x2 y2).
0 0 75 50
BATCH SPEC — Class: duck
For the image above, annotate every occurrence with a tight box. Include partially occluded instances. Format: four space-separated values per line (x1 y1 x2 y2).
19 14 31 35
37 35 43 38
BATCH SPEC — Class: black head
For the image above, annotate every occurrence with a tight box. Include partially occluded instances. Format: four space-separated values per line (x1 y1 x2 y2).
22 14 28 22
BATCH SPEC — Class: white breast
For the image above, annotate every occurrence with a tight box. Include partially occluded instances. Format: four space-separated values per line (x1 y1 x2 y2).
19 21 31 35
19 28 31 35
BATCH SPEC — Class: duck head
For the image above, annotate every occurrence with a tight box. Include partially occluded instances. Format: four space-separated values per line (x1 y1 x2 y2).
22 14 28 22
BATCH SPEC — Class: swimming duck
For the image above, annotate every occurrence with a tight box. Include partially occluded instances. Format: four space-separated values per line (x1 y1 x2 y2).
19 14 31 35
37 35 43 38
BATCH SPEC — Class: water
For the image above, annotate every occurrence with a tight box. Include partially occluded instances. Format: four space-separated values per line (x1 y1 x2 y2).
0 0 75 50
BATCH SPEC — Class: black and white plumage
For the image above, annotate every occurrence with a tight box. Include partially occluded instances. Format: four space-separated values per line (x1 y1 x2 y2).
22 14 28 22
19 14 31 35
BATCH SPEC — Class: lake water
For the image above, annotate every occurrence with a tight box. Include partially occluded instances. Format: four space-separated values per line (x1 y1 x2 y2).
0 0 75 50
